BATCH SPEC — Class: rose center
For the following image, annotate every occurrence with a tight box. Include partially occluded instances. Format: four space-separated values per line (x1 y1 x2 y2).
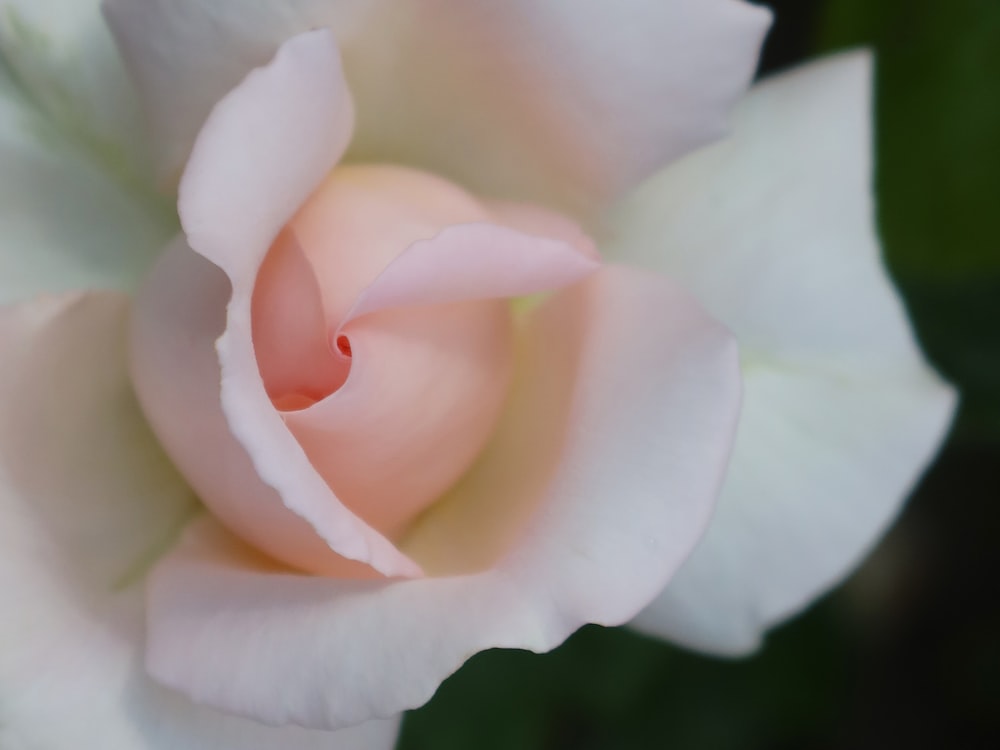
335 334 352 357
250 165 515 540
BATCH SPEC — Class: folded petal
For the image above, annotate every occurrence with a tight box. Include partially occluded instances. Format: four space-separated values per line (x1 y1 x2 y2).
0 62 171 303
178 29 354 273
343 222 600 322
104 0 771 216
606 51 958 653
150 29 421 577
155 29 603 576
132 238 386 581
0 293 399 749
285 211 599 538
145 266 743 729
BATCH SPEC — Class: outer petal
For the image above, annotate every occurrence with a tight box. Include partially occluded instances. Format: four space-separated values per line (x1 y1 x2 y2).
0 62 172 303
103 0 771 215
1 0 151 171
605 52 958 654
145 266 743 729
0 293 399 749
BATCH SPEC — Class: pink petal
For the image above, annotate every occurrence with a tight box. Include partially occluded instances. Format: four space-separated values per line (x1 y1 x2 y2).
135 31 421 577
145 266 743 728
178 29 354 272
131 238 383 580
284 300 514 539
275 171 598 536
140 33 600 575
252 229 349 406
105 0 771 215
182 30 419 576
483 199 600 261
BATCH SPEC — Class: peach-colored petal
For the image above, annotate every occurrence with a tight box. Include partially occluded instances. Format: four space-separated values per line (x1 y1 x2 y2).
252 229 348 407
282 212 600 538
145 266 743 729
181 29 420 576
285 301 513 539
287 165 491 327
104 0 771 216
247 164 600 539
244 166 519 537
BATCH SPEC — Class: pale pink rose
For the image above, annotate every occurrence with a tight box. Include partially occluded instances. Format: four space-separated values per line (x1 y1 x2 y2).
127 29 744 728
0 0 955 747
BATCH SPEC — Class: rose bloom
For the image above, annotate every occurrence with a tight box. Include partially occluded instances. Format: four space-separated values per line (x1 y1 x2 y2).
0 0 955 748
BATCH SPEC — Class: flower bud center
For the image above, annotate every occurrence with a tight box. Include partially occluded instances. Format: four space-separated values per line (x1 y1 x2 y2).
251 165 515 540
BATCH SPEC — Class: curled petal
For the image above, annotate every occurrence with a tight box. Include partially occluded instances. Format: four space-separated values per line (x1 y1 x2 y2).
139 34 601 575
145 266 743 728
135 30 419 576
177 29 354 272
178 27 409 571
252 230 348 406
131 238 383 579
284 212 599 537
344 223 600 322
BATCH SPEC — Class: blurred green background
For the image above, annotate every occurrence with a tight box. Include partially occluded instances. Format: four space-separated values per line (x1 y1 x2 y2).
397 1 1000 748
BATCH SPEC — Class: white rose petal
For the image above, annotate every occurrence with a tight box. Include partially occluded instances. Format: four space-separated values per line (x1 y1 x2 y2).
607 52 958 654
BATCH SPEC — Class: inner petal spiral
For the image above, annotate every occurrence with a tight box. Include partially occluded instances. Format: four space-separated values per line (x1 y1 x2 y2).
252 165 515 539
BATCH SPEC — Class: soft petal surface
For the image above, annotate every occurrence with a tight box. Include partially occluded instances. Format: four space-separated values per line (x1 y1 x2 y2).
605 51 958 654
0 44 172 303
132 238 385 581
157 29 602 576
0 292 400 749
164 29 423 577
280 173 599 536
146 266 743 728
252 229 344 406
104 0 771 216
342 222 600 322
1 0 151 172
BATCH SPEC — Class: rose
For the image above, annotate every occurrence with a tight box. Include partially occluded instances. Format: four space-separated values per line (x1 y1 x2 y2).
125 26 747 731
0 1 955 747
